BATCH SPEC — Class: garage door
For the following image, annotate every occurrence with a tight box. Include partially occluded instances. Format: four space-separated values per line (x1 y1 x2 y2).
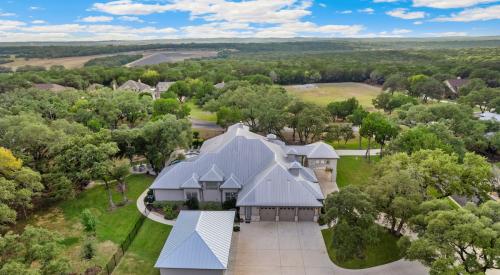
298 208 315 221
259 207 276 221
279 207 295 221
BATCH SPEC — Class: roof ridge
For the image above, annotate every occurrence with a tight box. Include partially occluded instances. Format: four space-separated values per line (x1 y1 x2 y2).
194 213 226 268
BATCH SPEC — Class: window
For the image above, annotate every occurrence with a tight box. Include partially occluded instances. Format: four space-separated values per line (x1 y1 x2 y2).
186 191 198 200
225 192 237 201
206 182 219 190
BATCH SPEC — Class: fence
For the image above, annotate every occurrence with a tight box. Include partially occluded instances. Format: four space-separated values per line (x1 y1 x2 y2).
101 211 148 275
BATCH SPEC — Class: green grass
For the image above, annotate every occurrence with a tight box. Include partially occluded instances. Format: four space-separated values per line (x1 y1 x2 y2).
114 220 172 275
284 82 381 110
186 101 217 122
337 156 379 189
18 174 154 273
329 135 381 150
321 227 403 269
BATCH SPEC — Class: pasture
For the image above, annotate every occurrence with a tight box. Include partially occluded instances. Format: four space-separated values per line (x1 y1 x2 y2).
284 82 381 110
125 50 218 67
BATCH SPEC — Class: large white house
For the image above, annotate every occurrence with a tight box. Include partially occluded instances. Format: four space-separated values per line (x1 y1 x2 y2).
149 123 339 222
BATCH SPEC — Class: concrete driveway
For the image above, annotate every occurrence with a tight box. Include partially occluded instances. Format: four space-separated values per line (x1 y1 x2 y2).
227 222 428 275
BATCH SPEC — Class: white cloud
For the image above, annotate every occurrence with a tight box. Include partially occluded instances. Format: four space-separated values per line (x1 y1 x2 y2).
118 16 144 22
319 3 327 8
80 16 114 23
413 0 498 9
426 31 468 36
358 8 375 14
432 5 500 22
0 12 16 17
374 0 399 2
392 28 412 34
386 8 426 19
0 20 26 30
29 6 42 11
340 10 353 14
413 20 423 24
91 0 171 15
31 20 46 24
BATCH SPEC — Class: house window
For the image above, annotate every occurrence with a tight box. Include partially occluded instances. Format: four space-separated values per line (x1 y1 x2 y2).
225 192 237 201
186 191 198 200
206 182 219 190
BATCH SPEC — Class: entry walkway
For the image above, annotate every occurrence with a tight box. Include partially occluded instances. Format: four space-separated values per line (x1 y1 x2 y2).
337 149 381 156
136 189 175 225
227 222 428 275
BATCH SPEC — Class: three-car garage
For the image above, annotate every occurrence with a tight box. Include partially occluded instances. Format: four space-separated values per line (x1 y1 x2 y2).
252 207 318 222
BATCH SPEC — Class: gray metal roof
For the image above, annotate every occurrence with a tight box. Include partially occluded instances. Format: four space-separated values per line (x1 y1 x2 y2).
150 123 332 206
287 142 339 159
156 81 174 92
199 164 225 182
118 80 152 92
181 173 201 189
220 173 242 189
155 211 235 270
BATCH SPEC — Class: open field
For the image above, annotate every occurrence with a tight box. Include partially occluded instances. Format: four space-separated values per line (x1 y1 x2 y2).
322 226 403 269
284 82 381 110
126 50 218 67
187 101 217 122
13 174 154 273
3 49 218 70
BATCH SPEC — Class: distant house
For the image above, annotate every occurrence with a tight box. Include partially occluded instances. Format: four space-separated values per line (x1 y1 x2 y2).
444 78 469 95
478 111 500 122
155 81 175 99
32 83 75 92
150 123 339 222
118 80 153 93
155 211 235 275
214 82 225 89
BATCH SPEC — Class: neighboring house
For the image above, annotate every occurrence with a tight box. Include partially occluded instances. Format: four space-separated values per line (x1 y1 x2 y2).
155 211 235 275
150 123 339 222
117 80 154 97
444 78 469 95
155 81 175 99
32 83 75 92
214 82 225 89
478 112 500 122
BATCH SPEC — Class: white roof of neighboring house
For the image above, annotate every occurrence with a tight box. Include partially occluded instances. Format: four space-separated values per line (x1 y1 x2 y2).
155 211 235 270
479 112 500 122
150 123 338 207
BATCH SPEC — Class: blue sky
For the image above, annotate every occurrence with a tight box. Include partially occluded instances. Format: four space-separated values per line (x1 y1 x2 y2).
0 0 499 41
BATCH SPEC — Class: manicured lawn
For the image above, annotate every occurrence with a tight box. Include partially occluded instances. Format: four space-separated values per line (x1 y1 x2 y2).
329 135 381 150
284 82 381 110
114 219 172 275
321 227 403 269
337 156 379 189
18 174 154 273
186 101 217 122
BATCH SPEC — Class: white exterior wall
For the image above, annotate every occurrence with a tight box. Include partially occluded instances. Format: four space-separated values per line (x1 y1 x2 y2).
160 268 223 275
154 189 185 201
202 189 221 202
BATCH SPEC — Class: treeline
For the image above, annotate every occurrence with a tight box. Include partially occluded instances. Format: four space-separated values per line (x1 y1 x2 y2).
2 38 500 59
84 54 143 67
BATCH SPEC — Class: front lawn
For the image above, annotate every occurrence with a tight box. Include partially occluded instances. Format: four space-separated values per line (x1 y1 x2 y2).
186 101 217 122
321 227 403 269
16 174 154 273
114 219 172 275
329 135 381 150
337 156 379 189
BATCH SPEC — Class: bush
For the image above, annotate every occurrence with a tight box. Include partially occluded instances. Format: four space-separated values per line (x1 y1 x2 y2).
185 197 199 210
201 202 222 210
81 237 96 260
222 198 236 210
80 209 97 235
163 204 178 220
318 214 327 226
233 225 240 232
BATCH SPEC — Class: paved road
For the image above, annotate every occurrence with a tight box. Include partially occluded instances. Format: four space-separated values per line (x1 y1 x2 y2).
337 149 381 156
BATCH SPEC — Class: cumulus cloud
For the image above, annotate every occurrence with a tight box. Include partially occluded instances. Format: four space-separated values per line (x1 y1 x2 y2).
386 8 426 19
432 5 500 22
0 20 26 31
426 31 468 36
31 20 46 24
0 12 16 17
340 10 353 14
80 16 114 22
413 0 498 9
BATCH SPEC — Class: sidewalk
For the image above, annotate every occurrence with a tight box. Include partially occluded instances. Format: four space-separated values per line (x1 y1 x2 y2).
136 189 175 226
337 149 381 156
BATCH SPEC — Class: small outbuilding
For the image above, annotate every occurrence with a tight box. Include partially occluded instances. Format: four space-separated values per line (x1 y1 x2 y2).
155 211 235 275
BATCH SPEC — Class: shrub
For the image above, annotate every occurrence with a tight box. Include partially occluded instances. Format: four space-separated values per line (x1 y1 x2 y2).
163 204 178 220
80 209 97 235
201 202 222 210
81 237 96 260
185 197 199 210
233 225 240 232
222 198 236 210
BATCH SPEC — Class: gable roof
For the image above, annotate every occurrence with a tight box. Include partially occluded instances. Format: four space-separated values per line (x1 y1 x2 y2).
287 142 339 159
220 173 242 189
444 78 469 94
155 211 235 270
32 83 75 92
180 173 201 189
199 164 225 182
156 81 174 92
